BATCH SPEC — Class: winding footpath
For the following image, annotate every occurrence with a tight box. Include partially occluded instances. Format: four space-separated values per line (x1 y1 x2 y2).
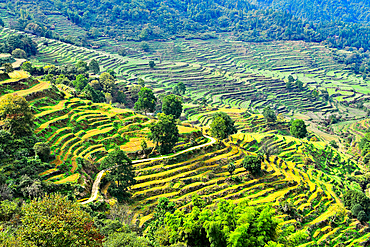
81 135 216 205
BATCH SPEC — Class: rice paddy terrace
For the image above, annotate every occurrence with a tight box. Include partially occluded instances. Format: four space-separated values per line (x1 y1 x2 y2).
1 28 369 123
130 130 370 246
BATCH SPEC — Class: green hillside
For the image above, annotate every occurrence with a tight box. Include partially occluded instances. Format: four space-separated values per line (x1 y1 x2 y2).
2 1 370 246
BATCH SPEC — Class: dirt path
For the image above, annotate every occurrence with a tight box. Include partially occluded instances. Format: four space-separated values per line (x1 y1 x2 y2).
81 135 216 205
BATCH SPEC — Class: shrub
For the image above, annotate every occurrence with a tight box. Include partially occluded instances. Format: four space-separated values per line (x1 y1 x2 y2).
358 211 368 222
351 204 363 217
33 142 51 162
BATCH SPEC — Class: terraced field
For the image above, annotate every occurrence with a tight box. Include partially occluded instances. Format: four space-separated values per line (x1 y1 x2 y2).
128 131 369 246
3 28 367 120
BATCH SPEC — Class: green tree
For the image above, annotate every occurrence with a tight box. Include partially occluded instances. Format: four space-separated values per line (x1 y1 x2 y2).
351 204 363 217
76 60 88 73
141 140 148 152
81 84 105 103
242 155 262 175
141 42 150 52
0 94 34 136
149 113 179 154
12 48 27 58
73 74 89 91
210 112 237 139
134 87 157 114
89 59 100 74
288 75 295 83
286 80 292 90
263 106 277 123
162 94 183 119
295 80 304 91
165 198 281 247
33 142 50 162
228 162 236 175
103 150 136 202
21 61 33 73
4 63 14 74
16 194 103 246
149 60 156 69
290 119 307 138
0 18 4 27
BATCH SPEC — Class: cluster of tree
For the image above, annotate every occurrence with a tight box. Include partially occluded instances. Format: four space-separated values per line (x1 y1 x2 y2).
0 33 37 57
145 195 307 247
133 86 187 155
343 190 370 222
0 95 57 201
286 75 304 91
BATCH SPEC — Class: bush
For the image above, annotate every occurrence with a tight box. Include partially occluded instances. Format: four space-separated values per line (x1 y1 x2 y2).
11 48 27 59
351 204 363 217
33 142 50 162
358 211 368 222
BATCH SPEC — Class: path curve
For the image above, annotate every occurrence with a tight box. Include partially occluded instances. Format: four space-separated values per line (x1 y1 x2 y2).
81 135 216 204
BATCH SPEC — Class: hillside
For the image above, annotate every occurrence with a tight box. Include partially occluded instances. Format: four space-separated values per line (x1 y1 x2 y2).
2 0 370 246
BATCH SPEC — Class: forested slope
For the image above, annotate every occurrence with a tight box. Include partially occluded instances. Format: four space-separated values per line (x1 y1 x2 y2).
254 0 370 23
2 0 370 52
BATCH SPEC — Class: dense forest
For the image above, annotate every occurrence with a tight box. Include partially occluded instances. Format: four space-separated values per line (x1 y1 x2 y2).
3 0 370 52
254 0 370 23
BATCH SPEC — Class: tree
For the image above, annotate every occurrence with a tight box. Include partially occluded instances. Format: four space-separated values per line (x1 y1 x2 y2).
16 194 103 246
76 60 88 73
21 61 33 73
73 74 89 91
290 119 307 138
286 81 292 90
11 48 27 58
329 140 339 149
141 140 148 152
149 113 179 154
242 155 262 175
134 87 157 114
149 60 156 69
4 63 14 74
81 84 105 103
141 42 150 52
164 198 281 247
162 94 183 119
173 82 186 96
0 94 34 136
295 80 304 91
101 149 136 202
228 162 236 175
33 142 50 162
210 112 237 139
351 204 363 217
288 75 295 83
89 59 100 74
358 211 368 222
0 18 4 27
263 106 276 123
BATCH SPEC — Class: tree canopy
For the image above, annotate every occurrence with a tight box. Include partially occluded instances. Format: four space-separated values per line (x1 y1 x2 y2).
263 106 277 123
290 119 307 139
149 113 179 154
134 87 157 114
210 112 237 139
15 194 103 246
0 94 34 136
162 94 183 119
